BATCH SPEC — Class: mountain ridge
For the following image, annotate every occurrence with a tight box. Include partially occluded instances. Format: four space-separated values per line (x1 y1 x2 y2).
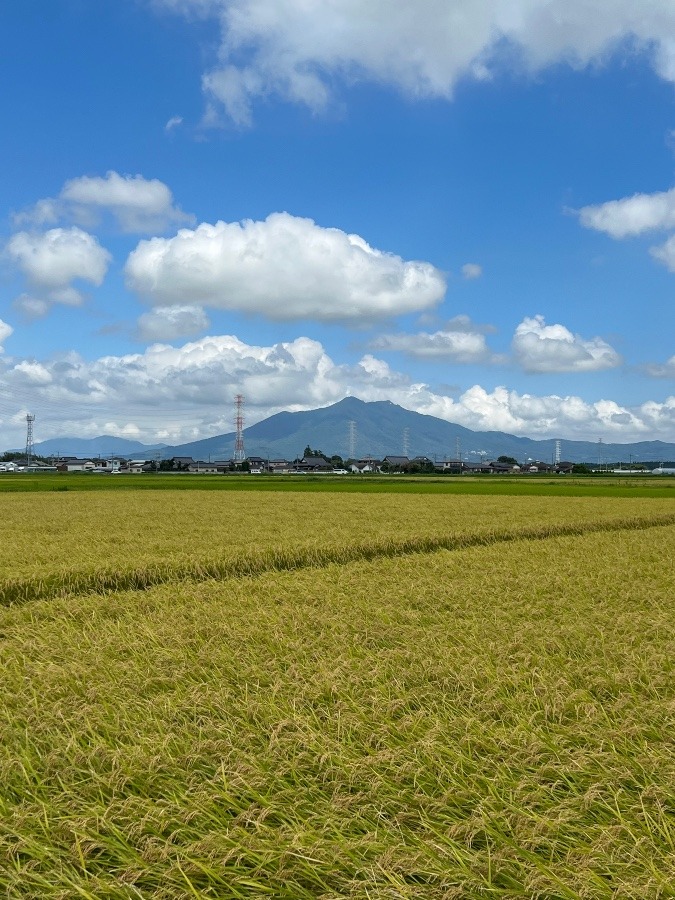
164 397 675 465
10 398 675 464
10 436 167 458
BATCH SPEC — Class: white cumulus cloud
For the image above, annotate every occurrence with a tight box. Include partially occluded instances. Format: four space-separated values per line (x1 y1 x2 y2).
12 361 53 385
644 354 675 378
512 315 622 373
0 319 13 352
155 0 675 125
15 171 193 234
578 186 675 238
578 185 675 273
125 212 446 322
5 227 111 308
0 332 672 448
649 234 675 271
13 295 50 319
371 316 495 362
418 385 670 440
136 305 211 341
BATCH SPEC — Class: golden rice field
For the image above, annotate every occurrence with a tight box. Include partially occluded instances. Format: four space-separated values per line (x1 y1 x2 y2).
1 490 674 605
1 488 675 897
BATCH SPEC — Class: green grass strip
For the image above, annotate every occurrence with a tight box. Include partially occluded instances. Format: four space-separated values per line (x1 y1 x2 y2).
4 512 675 608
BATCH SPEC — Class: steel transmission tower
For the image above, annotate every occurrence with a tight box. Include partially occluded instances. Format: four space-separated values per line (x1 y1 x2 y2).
25 414 35 466
348 420 357 459
403 427 410 457
554 440 561 465
234 394 246 462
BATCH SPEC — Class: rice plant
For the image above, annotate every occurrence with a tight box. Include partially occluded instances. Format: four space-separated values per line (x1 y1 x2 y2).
1 522 674 897
1 491 673 606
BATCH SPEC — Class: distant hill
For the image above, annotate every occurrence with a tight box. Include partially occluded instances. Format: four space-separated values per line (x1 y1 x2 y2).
163 397 675 464
16 436 167 458
9 398 675 464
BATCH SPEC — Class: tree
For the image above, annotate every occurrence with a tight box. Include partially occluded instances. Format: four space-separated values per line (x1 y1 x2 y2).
497 455 518 465
572 463 591 474
408 459 434 474
303 445 328 460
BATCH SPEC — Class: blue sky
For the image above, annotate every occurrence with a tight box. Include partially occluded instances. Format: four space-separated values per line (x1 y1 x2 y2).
1 0 675 450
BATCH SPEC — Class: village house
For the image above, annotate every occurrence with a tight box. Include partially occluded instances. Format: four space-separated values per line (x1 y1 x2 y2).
293 456 334 473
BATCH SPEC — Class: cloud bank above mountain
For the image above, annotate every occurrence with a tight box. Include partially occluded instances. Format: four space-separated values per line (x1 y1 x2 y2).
1 333 672 448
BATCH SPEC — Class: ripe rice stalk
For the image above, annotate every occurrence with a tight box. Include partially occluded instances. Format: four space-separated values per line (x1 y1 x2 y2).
2 491 671 583
2 509 674 607
1 527 674 895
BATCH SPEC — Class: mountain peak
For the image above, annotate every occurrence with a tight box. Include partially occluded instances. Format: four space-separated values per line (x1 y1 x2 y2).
18 398 675 464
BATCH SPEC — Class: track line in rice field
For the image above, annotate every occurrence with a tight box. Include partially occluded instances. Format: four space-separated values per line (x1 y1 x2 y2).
3 513 675 608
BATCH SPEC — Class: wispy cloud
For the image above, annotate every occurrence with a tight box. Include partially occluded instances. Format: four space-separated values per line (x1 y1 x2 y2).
165 115 184 132
461 262 482 280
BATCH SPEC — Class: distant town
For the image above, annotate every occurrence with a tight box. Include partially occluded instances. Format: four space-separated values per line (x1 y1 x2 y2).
1 447 673 476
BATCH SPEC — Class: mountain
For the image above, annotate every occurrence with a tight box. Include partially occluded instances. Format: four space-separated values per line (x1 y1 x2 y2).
19 436 168 458
163 397 675 464
12 399 675 464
